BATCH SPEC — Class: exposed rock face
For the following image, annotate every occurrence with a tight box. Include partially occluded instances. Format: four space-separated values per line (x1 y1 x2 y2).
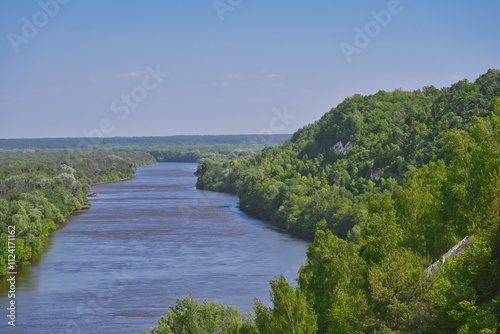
370 170 381 181
425 236 472 275
331 141 353 155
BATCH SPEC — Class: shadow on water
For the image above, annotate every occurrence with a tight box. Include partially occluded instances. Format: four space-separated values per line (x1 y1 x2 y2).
191 186 308 242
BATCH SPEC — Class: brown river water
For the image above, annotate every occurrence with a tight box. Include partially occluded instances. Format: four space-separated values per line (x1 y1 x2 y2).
0 163 308 333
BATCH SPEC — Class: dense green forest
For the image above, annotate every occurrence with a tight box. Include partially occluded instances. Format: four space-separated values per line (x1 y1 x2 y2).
143 70 500 333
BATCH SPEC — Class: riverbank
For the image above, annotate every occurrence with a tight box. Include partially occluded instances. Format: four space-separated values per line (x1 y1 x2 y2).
0 151 154 275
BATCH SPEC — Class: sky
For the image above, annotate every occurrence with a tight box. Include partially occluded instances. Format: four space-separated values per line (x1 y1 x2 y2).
0 0 499 139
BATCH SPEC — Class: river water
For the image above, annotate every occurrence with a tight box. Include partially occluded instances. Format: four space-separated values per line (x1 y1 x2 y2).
0 163 308 334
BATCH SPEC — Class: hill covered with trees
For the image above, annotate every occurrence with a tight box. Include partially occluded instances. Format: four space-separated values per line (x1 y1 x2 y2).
196 70 500 246
144 69 500 333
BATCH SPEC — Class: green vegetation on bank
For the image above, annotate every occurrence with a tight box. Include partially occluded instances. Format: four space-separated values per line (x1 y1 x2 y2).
0 149 155 274
144 69 500 333
149 146 266 163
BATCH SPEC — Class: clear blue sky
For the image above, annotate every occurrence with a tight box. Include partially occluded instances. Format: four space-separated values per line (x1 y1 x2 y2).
1 0 499 139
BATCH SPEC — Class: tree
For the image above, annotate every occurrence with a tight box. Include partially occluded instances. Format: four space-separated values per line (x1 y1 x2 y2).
255 275 317 334
298 230 368 333
395 161 450 259
143 295 256 334
426 238 500 334
358 191 403 265
368 249 428 332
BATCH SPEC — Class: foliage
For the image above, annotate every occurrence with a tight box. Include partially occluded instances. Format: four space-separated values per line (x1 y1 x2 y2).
141 295 257 334
368 249 428 332
425 171 500 334
298 230 368 333
150 146 264 163
254 276 317 334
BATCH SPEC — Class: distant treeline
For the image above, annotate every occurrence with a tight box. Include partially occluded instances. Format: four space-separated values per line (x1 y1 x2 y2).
0 134 291 150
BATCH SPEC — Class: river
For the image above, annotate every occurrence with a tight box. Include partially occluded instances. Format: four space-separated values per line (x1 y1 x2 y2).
0 163 308 333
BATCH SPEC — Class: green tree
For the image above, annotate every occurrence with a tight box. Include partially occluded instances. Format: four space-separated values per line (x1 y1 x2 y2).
395 161 450 259
255 275 317 334
358 191 403 265
298 230 368 333
143 295 256 334
426 238 500 334
368 249 428 332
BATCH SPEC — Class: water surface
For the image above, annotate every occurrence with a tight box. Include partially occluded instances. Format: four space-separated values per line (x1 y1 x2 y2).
0 163 308 333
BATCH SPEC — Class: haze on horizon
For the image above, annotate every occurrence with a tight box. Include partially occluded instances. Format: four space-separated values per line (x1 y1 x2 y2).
1 0 499 139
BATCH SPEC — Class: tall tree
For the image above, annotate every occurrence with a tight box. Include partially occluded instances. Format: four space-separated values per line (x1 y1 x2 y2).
255 275 317 334
298 230 368 333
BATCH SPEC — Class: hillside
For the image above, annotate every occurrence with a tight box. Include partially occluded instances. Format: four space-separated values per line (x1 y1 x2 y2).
197 70 500 246
179 69 500 333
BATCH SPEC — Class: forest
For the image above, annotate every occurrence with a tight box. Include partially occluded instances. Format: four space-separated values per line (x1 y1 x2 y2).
142 70 500 333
